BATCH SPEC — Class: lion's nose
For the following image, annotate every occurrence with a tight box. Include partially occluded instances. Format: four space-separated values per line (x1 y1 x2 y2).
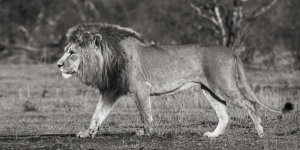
57 62 64 68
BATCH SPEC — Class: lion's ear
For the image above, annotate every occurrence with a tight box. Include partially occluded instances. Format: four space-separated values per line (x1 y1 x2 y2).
93 34 103 47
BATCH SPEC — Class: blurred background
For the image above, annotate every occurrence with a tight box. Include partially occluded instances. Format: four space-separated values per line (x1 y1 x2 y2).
0 0 299 70
0 1 299 148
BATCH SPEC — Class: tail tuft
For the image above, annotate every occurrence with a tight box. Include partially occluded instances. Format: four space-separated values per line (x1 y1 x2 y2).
282 102 294 113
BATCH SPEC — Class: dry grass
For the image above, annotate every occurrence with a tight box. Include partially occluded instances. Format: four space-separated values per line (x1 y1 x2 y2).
0 64 299 149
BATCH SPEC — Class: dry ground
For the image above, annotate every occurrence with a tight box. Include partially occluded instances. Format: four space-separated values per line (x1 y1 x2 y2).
0 65 299 149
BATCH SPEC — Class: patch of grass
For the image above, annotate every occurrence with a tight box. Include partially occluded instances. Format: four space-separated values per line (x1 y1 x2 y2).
23 100 38 112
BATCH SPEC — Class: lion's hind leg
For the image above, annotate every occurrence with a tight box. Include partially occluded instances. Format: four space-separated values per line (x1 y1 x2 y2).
224 86 264 137
242 100 264 137
202 89 229 138
218 88 264 137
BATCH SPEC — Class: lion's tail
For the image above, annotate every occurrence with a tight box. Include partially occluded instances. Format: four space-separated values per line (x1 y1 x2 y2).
233 53 294 114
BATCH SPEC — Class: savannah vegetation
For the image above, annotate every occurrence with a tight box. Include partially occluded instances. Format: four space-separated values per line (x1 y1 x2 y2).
0 0 299 149
0 0 299 69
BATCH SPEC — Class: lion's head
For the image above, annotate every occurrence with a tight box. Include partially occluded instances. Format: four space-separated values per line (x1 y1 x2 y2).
57 23 145 95
56 32 103 80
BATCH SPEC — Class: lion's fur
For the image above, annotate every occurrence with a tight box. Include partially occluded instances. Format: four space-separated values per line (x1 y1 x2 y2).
66 23 145 96
67 23 145 47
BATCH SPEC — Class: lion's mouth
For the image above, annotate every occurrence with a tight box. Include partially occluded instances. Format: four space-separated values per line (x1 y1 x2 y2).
62 72 73 79
60 69 75 79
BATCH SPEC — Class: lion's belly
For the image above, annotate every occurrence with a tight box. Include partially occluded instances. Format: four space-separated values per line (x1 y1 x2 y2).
149 77 202 96
138 44 208 96
145 60 204 96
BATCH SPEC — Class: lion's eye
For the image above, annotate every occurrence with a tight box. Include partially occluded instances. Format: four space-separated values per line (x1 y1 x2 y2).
69 51 75 55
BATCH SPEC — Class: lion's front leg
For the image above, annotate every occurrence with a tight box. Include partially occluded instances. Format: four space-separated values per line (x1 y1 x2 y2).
131 83 153 136
77 94 117 138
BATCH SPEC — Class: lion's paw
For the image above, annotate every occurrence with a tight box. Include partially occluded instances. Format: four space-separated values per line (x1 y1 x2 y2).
136 129 146 136
203 132 220 138
136 128 153 136
256 125 265 138
76 130 93 138
258 132 265 138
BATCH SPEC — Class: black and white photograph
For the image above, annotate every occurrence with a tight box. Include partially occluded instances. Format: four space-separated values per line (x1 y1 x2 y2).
0 0 299 149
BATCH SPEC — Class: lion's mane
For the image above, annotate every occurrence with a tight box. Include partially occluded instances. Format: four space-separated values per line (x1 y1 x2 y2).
66 23 146 96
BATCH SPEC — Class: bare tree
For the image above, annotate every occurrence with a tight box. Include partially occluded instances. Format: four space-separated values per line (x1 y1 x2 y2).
191 0 278 54
71 0 100 21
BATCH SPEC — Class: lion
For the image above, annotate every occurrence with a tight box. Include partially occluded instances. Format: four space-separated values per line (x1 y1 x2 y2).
57 23 293 138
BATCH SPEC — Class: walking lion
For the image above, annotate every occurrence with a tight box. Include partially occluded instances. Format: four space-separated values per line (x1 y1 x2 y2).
57 23 293 138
